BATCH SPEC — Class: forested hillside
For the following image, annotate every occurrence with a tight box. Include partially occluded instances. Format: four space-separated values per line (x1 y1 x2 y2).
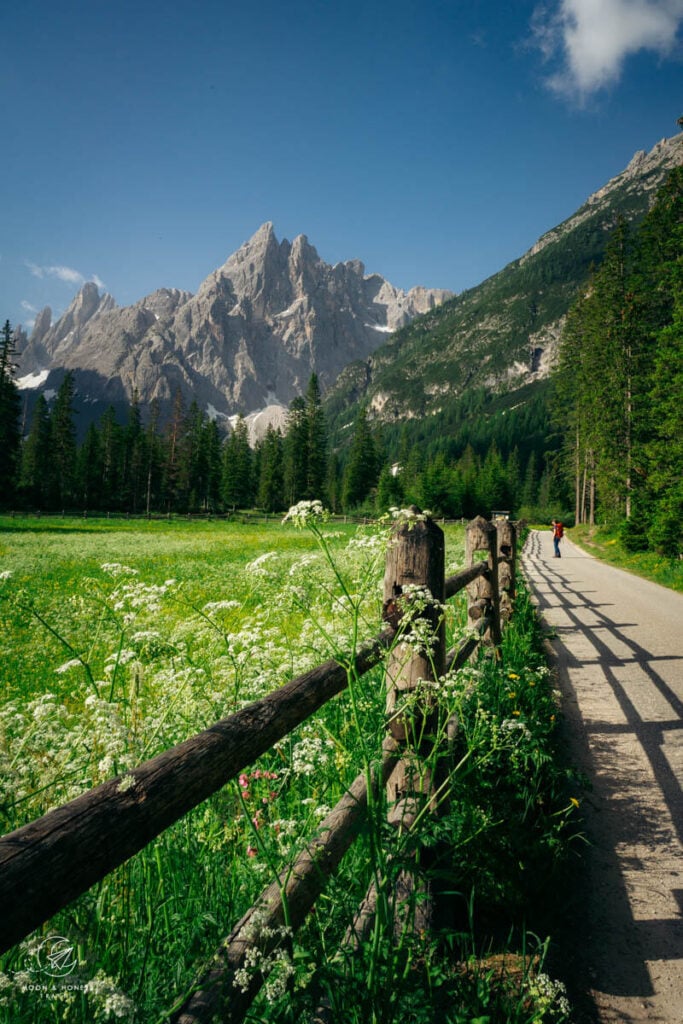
553 166 683 553
325 136 680 437
1 142 679 523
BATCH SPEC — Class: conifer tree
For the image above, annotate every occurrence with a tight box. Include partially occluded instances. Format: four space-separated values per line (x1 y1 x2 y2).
164 389 185 511
99 406 124 510
305 374 327 500
201 417 223 512
49 372 77 509
222 416 253 509
144 400 164 515
257 425 284 512
19 393 51 509
646 263 683 552
76 422 104 509
122 392 146 512
0 320 21 505
342 408 377 510
283 397 308 505
375 463 404 514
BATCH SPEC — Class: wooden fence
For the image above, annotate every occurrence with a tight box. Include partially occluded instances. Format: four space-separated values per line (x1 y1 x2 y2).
0 511 518 1023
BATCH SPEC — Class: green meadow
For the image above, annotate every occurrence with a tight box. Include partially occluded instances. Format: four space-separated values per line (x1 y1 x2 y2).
0 514 577 1023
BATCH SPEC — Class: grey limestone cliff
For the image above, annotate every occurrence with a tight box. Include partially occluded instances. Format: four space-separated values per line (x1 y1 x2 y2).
17 225 452 423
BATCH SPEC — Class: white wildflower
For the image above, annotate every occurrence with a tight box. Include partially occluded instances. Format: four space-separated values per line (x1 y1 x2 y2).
245 551 278 572
55 658 83 674
100 563 139 577
202 599 241 612
282 500 327 527
98 755 115 777
501 719 532 740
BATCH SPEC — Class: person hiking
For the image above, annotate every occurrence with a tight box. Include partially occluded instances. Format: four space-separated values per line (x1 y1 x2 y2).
551 519 564 558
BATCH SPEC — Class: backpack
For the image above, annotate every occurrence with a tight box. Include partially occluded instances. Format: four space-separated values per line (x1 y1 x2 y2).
556 522 564 538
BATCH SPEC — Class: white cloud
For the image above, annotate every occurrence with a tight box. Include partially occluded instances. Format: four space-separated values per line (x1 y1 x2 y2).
26 261 106 290
533 0 683 98
21 300 38 313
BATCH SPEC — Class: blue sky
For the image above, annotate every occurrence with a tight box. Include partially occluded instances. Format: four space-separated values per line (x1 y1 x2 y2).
2 0 681 334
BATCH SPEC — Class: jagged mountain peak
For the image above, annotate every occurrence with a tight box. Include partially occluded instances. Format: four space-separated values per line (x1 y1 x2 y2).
16 225 452 427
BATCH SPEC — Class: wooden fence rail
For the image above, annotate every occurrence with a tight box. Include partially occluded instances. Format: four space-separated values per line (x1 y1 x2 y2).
0 630 395 954
0 512 518 1022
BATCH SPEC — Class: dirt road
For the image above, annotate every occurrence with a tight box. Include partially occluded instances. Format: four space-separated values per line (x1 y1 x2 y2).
522 530 683 1024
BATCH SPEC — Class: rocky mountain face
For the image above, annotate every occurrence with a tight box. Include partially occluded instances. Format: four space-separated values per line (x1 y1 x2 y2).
16 224 452 429
325 133 683 434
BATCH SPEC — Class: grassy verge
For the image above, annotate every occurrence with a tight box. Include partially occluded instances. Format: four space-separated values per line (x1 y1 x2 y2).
0 513 579 1023
568 524 683 593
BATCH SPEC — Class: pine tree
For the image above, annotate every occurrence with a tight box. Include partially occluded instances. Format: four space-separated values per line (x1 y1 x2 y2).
477 443 509 515
19 394 51 509
49 372 78 509
122 392 146 512
99 406 124 510
76 422 103 509
257 425 284 512
647 264 683 552
305 374 327 500
0 320 22 506
283 397 308 505
375 463 404 514
342 408 377 510
164 389 185 512
202 418 223 512
520 451 539 513
222 416 253 509
506 447 522 512
144 400 164 515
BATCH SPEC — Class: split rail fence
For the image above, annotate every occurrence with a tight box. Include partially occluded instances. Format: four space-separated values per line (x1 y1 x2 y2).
0 512 519 1023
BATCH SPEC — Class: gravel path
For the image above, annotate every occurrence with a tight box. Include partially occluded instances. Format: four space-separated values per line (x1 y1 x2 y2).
522 530 683 1024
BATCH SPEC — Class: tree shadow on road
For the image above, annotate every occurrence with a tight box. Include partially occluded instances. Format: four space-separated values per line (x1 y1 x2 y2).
523 533 683 1022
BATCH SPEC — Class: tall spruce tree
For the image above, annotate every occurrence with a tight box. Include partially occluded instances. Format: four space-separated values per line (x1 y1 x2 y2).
257 425 284 512
0 320 21 505
144 399 164 515
49 372 77 509
76 422 104 509
222 416 253 509
99 406 124 510
342 408 377 510
305 374 327 501
19 393 52 508
283 397 308 506
164 389 185 511
203 418 223 511
122 392 146 512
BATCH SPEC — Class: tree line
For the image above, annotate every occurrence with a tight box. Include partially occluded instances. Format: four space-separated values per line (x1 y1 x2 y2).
552 166 682 554
1 334 557 519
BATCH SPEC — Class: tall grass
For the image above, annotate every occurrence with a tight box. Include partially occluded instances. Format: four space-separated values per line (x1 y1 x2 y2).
569 523 683 592
0 514 577 1023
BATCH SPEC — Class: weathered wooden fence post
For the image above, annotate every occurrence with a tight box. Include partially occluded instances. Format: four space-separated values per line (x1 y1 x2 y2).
495 517 517 621
465 516 502 647
382 507 445 935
